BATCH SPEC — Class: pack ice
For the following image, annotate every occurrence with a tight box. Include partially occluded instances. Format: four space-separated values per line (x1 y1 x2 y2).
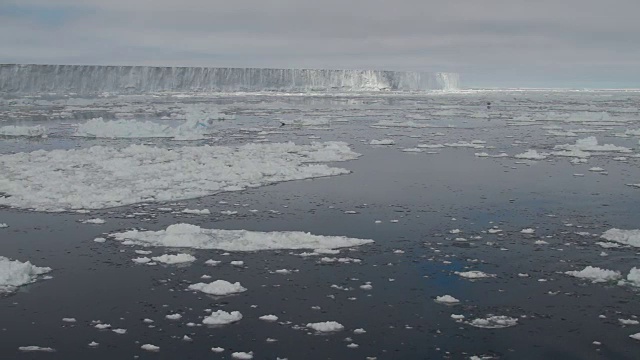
0 256 52 293
109 223 374 251
0 142 359 211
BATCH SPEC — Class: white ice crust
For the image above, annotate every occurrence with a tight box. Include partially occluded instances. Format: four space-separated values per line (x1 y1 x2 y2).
0 256 52 293
0 141 359 211
109 223 374 251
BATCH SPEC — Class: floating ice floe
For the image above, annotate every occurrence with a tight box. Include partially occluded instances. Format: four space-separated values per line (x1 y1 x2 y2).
182 208 210 215
600 229 640 247
466 316 518 329
0 223 7 228
109 223 373 251
151 253 196 264
520 228 535 234
369 139 395 145
455 271 496 279
0 141 359 211
80 218 105 224
203 310 243 325
18 346 55 352
564 266 622 283
434 295 460 305
231 351 254 359
619 318 640 325
373 120 431 128
475 152 509 158
0 125 47 137
73 118 215 141
0 256 52 293
259 315 278 321
307 321 344 333
514 150 549 160
554 137 632 154
444 141 485 149
619 268 640 287
141 344 160 352
188 280 247 296
401 148 423 152
166 314 182 320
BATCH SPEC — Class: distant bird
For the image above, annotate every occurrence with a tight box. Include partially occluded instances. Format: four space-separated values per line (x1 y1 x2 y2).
487 101 492 110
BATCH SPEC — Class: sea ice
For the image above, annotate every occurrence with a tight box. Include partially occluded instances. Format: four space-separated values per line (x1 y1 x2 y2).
514 150 548 160
601 229 640 247
0 125 47 137
0 256 52 293
0 141 359 211
259 315 278 321
188 280 247 296
455 271 495 279
307 321 344 333
182 209 211 215
18 346 55 352
109 223 373 251
435 295 460 304
231 352 254 359
369 139 395 145
141 344 160 352
467 316 518 329
554 137 631 153
151 253 196 264
73 118 214 141
565 266 622 283
202 310 243 325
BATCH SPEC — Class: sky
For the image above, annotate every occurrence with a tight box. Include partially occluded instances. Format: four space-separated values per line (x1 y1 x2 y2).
1 0 639 88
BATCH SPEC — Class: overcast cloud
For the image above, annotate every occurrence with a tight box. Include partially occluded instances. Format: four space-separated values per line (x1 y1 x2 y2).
1 0 639 88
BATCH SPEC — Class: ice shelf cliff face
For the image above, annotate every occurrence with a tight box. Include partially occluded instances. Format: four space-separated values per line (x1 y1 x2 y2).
0 64 459 94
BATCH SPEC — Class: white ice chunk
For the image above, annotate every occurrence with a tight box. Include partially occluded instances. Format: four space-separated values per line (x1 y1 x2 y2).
151 253 196 264
259 315 278 322
0 142 359 211
109 223 373 251
141 344 160 352
202 310 243 325
18 346 55 352
514 150 548 160
0 256 52 293
601 229 640 247
565 266 622 283
0 125 46 137
306 321 344 333
435 295 460 304
369 139 395 145
467 316 518 329
188 280 247 296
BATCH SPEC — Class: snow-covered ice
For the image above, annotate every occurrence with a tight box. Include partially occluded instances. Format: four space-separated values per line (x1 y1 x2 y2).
0 141 359 211
202 310 243 325
109 223 373 251
151 253 196 264
514 150 548 160
435 295 460 305
231 351 254 359
455 271 495 279
565 266 622 283
259 315 278 321
466 316 518 329
141 344 160 352
369 139 395 145
18 346 55 352
307 321 344 333
188 280 247 296
73 118 214 140
601 229 640 247
0 256 52 293
0 125 47 137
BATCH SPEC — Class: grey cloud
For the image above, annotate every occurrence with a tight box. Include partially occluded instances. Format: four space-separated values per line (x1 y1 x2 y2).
2 0 639 87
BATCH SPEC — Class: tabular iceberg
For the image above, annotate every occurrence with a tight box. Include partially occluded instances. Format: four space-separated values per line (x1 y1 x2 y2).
0 64 459 94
